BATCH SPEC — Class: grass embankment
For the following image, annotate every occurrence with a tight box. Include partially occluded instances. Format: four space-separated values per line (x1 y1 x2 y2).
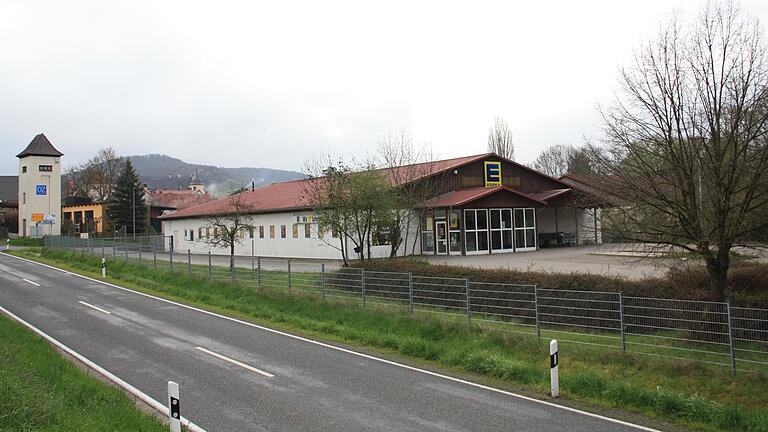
0 312 168 431
11 249 768 432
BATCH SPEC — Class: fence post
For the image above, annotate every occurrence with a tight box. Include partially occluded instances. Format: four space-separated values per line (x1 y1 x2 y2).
138 239 142 263
112 237 116 258
465 279 472 333
361 269 366 307
408 272 414 315
321 263 325 300
619 292 626 352
257 257 262 292
188 249 191 275
167 381 181 432
534 285 541 339
153 246 157 270
208 252 212 279
170 249 173 272
287 259 292 293
124 244 128 263
87 237 91 255
726 301 737 375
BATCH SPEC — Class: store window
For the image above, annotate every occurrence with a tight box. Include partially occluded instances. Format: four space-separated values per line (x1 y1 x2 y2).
372 225 391 246
421 210 434 253
281 225 286 238
293 224 299 238
304 224 311 239
449 210 461 253
259 226 264 239
39 165 53 172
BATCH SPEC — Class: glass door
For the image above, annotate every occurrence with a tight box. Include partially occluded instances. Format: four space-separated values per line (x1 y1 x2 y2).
514 208 537 251
436 221 448 254
490 209 514 252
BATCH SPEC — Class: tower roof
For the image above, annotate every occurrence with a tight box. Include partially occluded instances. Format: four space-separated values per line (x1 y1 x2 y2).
16 133 64 158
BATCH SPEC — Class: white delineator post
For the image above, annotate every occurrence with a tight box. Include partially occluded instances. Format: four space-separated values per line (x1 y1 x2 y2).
101 257 106 278
550 339 559 397
6 238 9 250
168 381 181 432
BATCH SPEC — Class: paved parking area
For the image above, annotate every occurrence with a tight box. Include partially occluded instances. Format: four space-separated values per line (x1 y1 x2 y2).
423 244 675 280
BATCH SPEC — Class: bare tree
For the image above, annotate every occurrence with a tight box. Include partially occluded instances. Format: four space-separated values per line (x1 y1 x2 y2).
597 1 768 300
487 117 515 160
533 144 572 177
302 155 354 265
202 192 255 270
89 148 123 202
64 147 122 202
376 130 437 257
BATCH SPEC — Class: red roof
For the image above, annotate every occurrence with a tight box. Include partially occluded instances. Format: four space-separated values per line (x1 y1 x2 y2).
423 186 547 207
150 189 215 210
160 154 493 220
528 188 572 202
159 153 570 220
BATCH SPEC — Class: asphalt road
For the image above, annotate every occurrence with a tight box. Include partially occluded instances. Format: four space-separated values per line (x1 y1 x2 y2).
0 252 660 432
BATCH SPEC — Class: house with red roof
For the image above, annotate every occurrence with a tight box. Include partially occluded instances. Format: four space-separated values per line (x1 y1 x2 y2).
159 153 603 258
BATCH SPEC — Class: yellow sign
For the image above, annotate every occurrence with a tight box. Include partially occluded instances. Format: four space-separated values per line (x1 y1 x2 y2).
31 213 44 222
484 161 502 187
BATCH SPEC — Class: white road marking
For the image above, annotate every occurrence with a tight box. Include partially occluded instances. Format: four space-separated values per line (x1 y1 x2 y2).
0 305 207 432
77 300 111 315
4 253 662 432
22 278 40 286
195 346 274 378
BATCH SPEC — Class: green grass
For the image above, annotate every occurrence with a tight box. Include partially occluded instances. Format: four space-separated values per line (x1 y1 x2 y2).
3 237 44 247
0 312 168 431
11 248 768 432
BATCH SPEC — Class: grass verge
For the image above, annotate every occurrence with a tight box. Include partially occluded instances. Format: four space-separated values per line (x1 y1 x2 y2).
0 311 168 431
10 249 768 432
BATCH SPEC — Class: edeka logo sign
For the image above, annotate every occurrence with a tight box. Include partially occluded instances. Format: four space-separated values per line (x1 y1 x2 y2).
36 184 47 196
484 161 502 187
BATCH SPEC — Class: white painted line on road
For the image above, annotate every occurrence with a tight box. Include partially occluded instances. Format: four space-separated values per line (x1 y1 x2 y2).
22 278 40 286
78 301 112 315
195 346 274 378
0 305 207 432
4 253 662 432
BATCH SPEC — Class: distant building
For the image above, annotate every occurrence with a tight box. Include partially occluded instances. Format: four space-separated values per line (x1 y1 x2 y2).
149 184 214 211
61 202 106 234
17 134 63 237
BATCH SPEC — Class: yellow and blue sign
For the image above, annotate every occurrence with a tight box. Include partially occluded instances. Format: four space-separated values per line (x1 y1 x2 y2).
484 161 502 187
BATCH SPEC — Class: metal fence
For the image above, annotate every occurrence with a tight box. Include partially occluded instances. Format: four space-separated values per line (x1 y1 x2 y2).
45 235 768 374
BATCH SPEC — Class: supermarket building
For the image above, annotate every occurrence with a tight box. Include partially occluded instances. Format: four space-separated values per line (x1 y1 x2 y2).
159 153 602 259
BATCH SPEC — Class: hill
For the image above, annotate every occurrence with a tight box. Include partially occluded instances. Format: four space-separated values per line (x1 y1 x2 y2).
127 154 303 196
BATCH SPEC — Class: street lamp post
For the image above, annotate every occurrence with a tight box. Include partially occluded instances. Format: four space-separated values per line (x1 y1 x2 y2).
132 187 136 239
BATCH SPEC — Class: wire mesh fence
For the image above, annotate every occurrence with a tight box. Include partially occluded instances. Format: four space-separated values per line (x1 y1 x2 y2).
45 235 768 374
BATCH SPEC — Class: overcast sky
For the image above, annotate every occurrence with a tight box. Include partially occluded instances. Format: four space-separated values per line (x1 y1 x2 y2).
2 1 767 175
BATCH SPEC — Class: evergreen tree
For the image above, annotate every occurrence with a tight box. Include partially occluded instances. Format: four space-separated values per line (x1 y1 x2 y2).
109 159 148 235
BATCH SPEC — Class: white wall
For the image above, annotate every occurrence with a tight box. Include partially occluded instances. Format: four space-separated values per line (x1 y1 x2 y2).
18 155 62 237
162 210 422 259
536 207 602 245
